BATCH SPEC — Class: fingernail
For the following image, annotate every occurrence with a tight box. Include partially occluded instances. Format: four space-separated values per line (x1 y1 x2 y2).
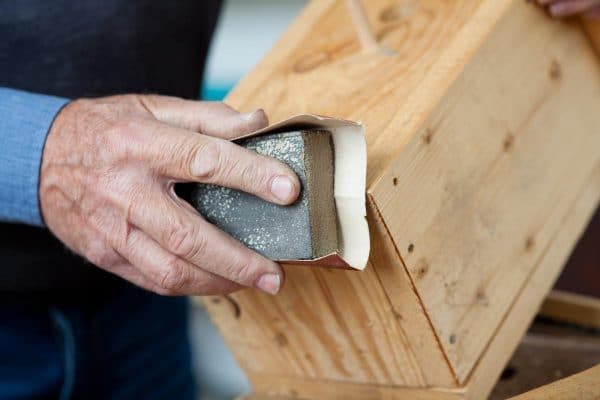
256 273 280 295
270 175 295 203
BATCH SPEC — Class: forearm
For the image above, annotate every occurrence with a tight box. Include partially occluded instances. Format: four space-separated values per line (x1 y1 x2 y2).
0 87 68 226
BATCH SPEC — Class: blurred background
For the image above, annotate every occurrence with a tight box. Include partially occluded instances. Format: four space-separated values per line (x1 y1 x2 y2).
191 1 306 399
201 0 306 101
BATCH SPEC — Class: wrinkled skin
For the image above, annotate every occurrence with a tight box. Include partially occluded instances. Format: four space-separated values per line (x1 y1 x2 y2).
40 95 300 296
537 0 600 18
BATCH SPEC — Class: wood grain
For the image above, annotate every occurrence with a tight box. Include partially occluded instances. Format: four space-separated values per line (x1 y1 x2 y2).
539 290 600 329
201 0 600 397
204 202 455 387
465 160 600 400
507 364 600 400
371 0 600 382
226 0 483 184
247 373 465 400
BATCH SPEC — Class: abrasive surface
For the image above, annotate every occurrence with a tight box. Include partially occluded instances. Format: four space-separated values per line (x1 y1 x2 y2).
192 131 314 259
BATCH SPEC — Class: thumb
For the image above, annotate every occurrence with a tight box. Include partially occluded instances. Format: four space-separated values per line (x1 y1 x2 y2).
137 95 269 139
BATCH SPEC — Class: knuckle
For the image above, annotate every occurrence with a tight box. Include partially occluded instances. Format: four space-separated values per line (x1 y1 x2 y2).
239 161 260 186
222 256 255 285
85 241 119 267
102 120 140 159
133 94 157 109
157 258 190 293
120 221 137 251
108 118 139 138
239 160 270 193
189 140 226 181
214 101 236 113
163 222 193 255
79 103 115 137
163 222 205 259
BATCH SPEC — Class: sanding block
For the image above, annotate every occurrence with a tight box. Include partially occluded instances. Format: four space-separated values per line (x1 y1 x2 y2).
188 114 369 270
191 129 338 260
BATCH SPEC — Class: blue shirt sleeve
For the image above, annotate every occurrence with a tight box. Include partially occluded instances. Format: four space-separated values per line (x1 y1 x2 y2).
0 87 69 226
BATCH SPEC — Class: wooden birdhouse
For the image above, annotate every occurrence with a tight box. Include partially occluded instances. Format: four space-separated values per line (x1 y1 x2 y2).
202 0 600 398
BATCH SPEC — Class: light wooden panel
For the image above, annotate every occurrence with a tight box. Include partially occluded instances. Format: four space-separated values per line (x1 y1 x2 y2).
225 0 483 184
247 374 464 400
202 0 600 396
465 161 600 400
205 203 455 387
371 0 600 382
206 0 483 388
539 290 600 329
237 134 600 400
508 364 600 400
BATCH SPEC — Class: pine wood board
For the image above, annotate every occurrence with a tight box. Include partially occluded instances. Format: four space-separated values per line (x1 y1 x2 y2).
507 364 600 400
225 0 483 184
490 321 600 399
246 373 464 400
202 0 600 395
234 155 600 400
203 202 455 387
371 0 600 382
539 290 600 329
465 160 600 399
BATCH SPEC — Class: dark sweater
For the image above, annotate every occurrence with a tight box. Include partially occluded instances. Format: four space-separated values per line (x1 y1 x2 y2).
0 0 222 301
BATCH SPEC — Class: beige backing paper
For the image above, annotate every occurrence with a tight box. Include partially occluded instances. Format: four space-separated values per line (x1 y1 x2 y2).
233 114 370 270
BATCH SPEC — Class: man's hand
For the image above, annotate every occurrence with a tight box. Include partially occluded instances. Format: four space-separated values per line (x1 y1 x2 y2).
40 95 300 296
537 0 600 18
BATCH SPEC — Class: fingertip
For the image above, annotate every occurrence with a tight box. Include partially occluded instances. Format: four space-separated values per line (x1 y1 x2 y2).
255 273 281 295
240 109 269 131
255 261 285 295
213 109 270 139
270 175 301 205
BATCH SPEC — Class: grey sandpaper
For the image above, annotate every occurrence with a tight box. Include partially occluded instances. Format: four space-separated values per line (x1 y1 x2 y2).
190 129 338 260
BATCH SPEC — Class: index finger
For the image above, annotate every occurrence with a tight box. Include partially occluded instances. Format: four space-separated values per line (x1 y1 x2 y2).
133 119 300 205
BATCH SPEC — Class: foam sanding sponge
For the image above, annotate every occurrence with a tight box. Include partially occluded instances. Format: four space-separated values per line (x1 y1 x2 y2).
190 129 338 260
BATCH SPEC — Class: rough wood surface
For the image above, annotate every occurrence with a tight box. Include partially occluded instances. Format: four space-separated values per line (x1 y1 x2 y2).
371 0 600 382
491 320 600 399
247 374 464 400
539 290 600 329
225 0 483 185
234 160 600 400
204 203 456 387
202 0 600 397
507 364 600 400
465 159 600 400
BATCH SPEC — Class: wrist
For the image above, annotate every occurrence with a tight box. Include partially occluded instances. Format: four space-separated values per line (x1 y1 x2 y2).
0 88 69 225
